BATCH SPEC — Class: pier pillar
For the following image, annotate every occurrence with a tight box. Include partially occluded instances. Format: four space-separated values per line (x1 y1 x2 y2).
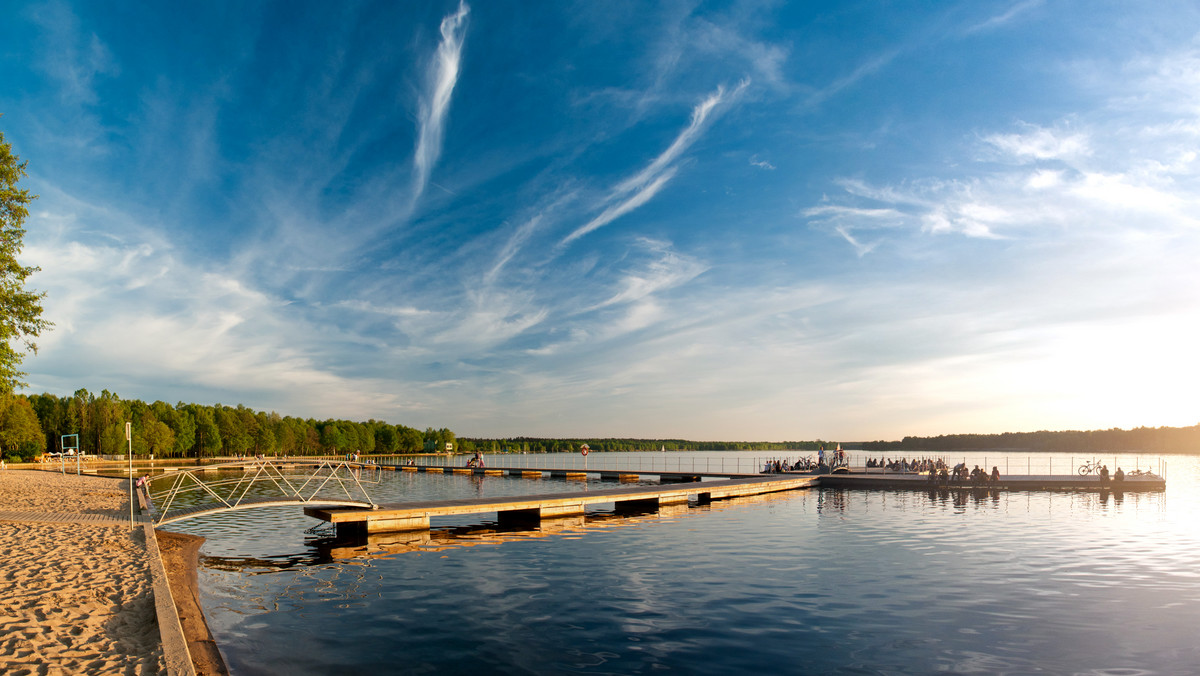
615 497 662 513
660 474 701 483
358 514 431 534
539 502 586 518
497 508 541 527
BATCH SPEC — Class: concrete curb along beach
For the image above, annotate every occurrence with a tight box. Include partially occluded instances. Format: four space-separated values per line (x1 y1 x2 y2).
143 523 197 676
135 477 197 676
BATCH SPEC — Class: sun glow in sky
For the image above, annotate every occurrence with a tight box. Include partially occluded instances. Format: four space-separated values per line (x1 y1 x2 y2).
2 1 1197 440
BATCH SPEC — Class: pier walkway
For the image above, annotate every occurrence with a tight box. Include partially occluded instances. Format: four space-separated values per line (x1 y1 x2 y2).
305 463 1164 535
305 474 817 534
388 463 756 482
818 472 1167 491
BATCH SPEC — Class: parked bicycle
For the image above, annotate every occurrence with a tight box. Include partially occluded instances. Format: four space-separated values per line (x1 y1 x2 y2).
1078 459 1104 476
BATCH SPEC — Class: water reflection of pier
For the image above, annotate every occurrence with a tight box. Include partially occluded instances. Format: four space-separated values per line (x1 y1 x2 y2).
318 495 796 562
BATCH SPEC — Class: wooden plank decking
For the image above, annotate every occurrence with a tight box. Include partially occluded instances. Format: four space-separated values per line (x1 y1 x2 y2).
0 510 139 526
305 474 819 534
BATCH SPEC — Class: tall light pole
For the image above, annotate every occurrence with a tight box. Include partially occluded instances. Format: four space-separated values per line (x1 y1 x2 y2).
126 422 133 530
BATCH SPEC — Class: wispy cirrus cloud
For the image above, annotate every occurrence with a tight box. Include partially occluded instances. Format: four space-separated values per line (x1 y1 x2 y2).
804 50 899 109
562 80 748 246
981 122 1091 161
412 1 470 207
22 187 420 417
808 103 1200 244
963 0 1043 35
585 238 708 312
28 0 118 106
749 155 775 170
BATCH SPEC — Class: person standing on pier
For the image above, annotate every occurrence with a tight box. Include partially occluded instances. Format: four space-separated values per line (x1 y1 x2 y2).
1100 465 1110 483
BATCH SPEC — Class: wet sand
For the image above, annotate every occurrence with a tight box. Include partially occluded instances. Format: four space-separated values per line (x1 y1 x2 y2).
0 470 165 675
155 531 227 675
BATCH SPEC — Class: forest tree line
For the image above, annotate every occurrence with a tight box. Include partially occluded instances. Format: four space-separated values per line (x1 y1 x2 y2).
860 425 1200 454
0 389 456 462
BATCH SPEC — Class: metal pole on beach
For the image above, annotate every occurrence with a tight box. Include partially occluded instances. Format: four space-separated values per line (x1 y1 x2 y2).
126 422 133 530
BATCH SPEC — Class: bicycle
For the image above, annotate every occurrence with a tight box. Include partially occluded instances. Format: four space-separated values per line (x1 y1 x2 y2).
1078 459 1104 476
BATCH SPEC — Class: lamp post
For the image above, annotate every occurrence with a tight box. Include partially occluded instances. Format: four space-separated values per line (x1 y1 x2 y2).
126 422 133 530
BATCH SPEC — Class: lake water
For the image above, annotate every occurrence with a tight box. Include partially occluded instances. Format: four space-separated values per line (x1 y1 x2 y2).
162 452 1198 675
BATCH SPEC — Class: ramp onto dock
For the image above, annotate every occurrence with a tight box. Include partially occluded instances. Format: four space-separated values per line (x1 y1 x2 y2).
306 475 817 534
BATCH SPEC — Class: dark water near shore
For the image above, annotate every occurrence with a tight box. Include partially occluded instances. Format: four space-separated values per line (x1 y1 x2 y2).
164 452 1199 675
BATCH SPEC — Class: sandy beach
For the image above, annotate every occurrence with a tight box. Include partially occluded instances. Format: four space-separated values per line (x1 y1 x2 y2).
0 469 166 675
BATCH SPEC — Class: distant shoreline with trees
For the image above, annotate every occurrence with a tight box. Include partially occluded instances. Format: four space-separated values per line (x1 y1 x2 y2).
1 389 1195 462
462 425 1200 455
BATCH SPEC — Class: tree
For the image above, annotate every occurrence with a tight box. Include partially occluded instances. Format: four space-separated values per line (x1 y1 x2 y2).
254 412 277 454
398 426 424 453
190 405 221 458
0 395 44 459
0 123 51 392
375 425 400 453
135 416 174 458
216 406 253 456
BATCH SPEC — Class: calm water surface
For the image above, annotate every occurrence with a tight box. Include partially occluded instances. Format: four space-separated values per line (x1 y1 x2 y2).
164 452 1200 675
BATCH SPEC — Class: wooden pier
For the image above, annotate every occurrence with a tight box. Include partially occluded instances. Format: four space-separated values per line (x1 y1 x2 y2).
392 463 747 483
294 463 1165 535
305 474 817 534
817 472 1167 491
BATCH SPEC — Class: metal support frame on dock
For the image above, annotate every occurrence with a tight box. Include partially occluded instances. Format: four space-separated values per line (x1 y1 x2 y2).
145 458 380 526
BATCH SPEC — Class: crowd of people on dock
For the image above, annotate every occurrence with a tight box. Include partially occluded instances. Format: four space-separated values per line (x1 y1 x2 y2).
762 457 816 473
867 457 945 473
761 449 849 473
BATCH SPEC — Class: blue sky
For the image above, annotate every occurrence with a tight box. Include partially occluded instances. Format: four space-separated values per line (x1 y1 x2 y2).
2 0 1197 441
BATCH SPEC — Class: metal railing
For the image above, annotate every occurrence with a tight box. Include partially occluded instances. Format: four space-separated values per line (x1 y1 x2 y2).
370 452 1167 479
144 457 380 526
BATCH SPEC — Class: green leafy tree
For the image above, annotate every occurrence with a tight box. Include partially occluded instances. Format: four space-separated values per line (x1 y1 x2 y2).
134 416 174 458
0 124 51 392
216 406 253 456
398 426 424 454
254 412 277 454
374 425 399 453
320 421 348 452
275 417 299 455
190 405 221 458
0 395 44 459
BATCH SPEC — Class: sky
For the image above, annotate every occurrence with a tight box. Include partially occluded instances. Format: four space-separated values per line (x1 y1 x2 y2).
1 0 1197 441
